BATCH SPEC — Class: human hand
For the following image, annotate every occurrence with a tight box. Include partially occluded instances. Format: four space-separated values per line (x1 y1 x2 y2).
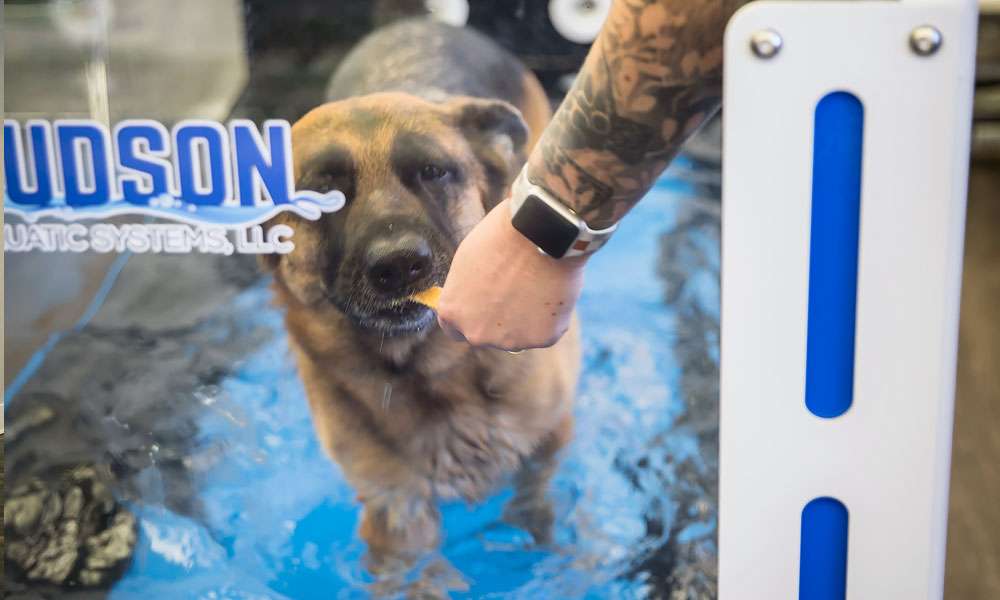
437 199 587 351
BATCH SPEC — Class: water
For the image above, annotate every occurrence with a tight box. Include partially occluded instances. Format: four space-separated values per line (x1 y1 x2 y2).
7 168 721 599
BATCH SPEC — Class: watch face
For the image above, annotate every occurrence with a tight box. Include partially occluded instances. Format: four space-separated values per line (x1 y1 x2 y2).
512 194 579 258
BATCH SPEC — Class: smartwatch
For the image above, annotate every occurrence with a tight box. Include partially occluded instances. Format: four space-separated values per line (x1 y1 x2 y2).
509 169 617 259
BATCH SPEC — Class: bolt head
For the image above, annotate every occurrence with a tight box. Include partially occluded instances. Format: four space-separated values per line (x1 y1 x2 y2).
750 29 782 59
909 25 942 56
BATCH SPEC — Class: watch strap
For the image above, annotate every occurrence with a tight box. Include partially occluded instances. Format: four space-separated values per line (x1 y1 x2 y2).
510 169 617 258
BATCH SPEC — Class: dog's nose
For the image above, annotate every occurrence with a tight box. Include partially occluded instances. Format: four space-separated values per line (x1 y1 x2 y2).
365 234 433 294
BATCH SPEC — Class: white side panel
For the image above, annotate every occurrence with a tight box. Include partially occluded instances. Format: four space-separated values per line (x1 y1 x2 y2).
719 1 977 598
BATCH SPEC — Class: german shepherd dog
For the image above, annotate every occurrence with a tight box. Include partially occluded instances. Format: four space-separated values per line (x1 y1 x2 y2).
262 19 581 589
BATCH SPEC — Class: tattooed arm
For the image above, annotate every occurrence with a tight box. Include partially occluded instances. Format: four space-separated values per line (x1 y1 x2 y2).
439 0 743 349
529 0 743 229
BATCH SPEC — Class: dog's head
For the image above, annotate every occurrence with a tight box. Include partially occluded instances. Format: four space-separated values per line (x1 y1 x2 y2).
265 92 529 337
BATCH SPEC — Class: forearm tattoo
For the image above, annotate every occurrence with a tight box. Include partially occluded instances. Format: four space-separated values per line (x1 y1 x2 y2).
528 0 743 229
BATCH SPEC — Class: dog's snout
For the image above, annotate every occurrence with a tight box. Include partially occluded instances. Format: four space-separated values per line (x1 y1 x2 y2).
365 233 433 294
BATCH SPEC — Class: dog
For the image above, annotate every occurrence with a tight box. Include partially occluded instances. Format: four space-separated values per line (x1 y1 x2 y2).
261 18 581 582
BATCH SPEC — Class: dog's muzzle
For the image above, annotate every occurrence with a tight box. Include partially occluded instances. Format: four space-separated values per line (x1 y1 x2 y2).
364 231 434 296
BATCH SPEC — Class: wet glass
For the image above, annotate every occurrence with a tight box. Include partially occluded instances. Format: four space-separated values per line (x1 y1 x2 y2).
3 2 722 597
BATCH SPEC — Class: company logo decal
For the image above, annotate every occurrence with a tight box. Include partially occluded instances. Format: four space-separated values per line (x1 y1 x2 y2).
3 119 345 254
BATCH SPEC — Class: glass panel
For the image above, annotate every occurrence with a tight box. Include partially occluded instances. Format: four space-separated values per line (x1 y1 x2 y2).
3 3 722 597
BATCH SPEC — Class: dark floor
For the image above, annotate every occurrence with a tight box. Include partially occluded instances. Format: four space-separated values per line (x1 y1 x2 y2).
944 160 1000 599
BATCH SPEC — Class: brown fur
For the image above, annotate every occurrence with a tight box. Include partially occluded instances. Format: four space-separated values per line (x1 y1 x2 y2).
265 67 580 573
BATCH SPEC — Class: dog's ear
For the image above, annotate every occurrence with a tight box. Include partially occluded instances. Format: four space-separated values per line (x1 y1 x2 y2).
448 97 529 209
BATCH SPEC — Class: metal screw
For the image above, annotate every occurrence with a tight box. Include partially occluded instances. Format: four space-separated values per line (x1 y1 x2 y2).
909 25 942 56
750 29 782 59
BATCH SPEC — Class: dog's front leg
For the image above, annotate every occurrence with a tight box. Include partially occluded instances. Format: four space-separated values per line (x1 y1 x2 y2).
503 414 573 545
360 488 440 563
360 489 467 598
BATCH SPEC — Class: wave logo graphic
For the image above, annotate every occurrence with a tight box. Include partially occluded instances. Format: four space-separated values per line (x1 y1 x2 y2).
3 118 345 227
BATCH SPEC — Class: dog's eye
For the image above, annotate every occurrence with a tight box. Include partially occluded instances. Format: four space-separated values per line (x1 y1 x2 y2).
418 164 450 182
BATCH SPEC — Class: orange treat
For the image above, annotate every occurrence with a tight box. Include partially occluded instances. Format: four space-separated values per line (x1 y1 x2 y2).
410 286 443 309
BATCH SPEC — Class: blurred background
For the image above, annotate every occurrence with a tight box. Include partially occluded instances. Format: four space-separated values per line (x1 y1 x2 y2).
3 0 999 598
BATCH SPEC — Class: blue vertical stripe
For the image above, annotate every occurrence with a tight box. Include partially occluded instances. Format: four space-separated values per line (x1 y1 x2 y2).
805 91 864 418
800 497 850 599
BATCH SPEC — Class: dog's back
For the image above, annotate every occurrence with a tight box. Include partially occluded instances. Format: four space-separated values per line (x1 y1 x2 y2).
327 19 551 147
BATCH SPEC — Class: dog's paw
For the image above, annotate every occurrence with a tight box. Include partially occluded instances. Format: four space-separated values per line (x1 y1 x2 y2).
408 558 469 599
502 495 555 546
367 555 468 600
